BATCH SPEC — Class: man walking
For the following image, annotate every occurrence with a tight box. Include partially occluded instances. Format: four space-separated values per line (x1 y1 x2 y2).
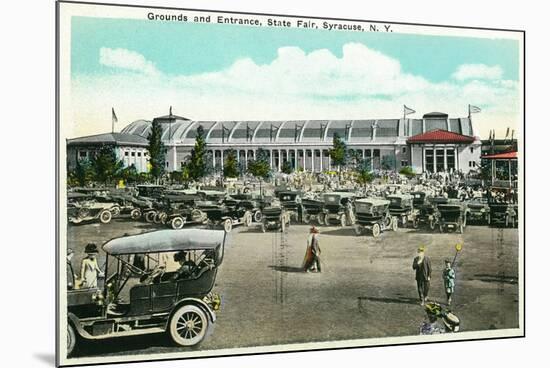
413 246 431 305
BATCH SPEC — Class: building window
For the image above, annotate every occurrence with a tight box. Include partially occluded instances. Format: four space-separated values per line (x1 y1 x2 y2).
137 152 141 157
425 149 434 173
402 147 407 154
470 147 474 154
373 149 380 158
79 151 87 158
446 148 455 171
124 151 129 157
131 152 135 157
401 160 408 167
166 161 169 168
436 149 445 172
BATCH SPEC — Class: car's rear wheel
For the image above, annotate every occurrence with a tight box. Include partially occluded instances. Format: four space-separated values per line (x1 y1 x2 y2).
130 208 141 220
412 218 419 229
171 216 185 230
67 323 76 356
253 210 262 223
169 304 208 347
223 219 233 233
372 223 381 237
145 211 156 223
391 217 398 231
99 209 112 224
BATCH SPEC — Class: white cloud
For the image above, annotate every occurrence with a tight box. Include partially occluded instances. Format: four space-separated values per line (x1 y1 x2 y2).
452 64 503 81
71 44 520 139
99 47 160 76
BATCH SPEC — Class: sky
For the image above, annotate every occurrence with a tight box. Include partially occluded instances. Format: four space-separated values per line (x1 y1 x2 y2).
70 16 521 139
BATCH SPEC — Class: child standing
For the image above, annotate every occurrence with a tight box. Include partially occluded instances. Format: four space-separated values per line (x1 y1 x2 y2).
442 259 456 305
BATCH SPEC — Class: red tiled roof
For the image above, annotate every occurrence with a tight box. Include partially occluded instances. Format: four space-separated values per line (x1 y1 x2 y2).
407 129 475 144
481 151 517 160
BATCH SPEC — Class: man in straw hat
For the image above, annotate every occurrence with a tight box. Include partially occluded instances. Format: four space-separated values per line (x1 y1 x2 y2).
302 226 321 273
412 245 431 305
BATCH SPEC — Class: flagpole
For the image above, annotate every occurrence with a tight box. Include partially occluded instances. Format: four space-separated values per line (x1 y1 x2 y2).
468 104 471 119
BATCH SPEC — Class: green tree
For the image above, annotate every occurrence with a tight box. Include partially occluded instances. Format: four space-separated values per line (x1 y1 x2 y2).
147 119 166 182
247 148 271 195
187 125 208 181
355 159 375 189
223 149 239 178
91 145 124 185
329 132 347 172
120 164 139 184
281 160 293 174
381 155 396 171
399 166 416 179
70 158 94 187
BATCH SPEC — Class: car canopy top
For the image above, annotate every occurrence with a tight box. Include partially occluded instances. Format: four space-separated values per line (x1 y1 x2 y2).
103 229 226 255
356 198 390 206
387 194 413 200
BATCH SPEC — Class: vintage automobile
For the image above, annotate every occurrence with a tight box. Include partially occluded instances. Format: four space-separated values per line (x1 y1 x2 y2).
435 200 468 233
152 195 207 230
226 193 263 223
488 202 518 227
277 191 304 223
320 192 356 226
195 197 252 233
301 197 325 225
259 202 290 233
387 194 418 228
67 193 118 225
414 194 448 230
466 197 490 224
66 229 226 356
354 198 398 237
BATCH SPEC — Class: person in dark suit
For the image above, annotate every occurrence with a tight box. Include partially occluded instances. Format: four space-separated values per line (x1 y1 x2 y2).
413 246 431 305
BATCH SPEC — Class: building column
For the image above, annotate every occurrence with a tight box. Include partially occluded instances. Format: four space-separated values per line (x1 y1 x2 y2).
277 149 281 171
212 150 216 169
433 145 436 173
302 149 306 170
244 150 248 170
221 150 225 170
294 149 298 169
319 150 323 172
270 149 273 170
444 146 448 172
311 149 315 172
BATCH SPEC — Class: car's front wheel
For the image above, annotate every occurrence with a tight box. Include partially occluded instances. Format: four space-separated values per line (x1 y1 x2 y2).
169 304 209 347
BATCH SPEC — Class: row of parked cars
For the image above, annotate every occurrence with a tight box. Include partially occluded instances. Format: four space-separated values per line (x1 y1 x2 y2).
67 185 518 236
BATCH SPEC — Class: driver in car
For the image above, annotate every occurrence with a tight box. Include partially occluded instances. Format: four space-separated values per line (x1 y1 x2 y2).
171 251 195 281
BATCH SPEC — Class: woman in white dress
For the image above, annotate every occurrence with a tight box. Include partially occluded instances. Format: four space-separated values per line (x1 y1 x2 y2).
80 243 104 289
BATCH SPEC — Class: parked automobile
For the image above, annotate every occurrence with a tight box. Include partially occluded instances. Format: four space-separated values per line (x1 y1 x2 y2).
320 192 356 226
387 194 418 228
259 202 290 233
67 193 117 225
66 229 226 356
354 198 398 237
488 203 518 227
277 191 304 223
196 197 252 233
435 200 468 233
301 197 325 225
415 194 447 230
466 197 490 224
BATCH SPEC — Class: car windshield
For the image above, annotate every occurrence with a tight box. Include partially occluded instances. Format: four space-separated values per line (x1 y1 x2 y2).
323 194 340 204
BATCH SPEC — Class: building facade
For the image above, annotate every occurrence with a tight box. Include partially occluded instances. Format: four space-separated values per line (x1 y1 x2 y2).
118 111 481 174
66 132 149 172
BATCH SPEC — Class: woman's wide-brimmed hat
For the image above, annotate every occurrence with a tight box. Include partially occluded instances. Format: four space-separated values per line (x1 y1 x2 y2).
310 226 320 234
85 243 99 254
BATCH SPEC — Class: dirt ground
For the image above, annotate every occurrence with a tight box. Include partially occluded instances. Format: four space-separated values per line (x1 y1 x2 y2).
67 218 520 357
